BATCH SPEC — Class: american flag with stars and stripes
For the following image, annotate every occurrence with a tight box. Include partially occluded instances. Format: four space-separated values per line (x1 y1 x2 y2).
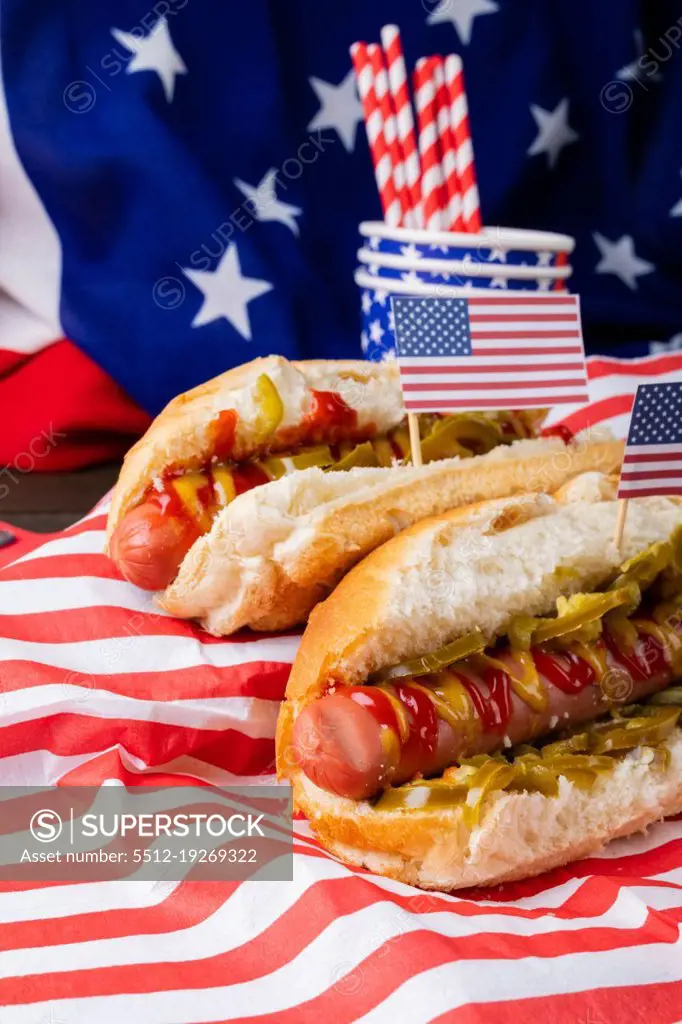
3 354 682 1023
617 382 682 500
391 294 590 412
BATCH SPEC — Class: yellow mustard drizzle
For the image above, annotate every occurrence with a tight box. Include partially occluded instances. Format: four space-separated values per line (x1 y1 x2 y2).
211 465 237 506
372 584 682 816
171 472 214 532
411 672 479 744
640 614 682 677
378 725 401 777
375 684 411 744
471 650 548 713
569 642 610 684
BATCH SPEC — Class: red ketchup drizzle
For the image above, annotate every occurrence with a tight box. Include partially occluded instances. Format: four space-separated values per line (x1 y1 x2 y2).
196 478 215 512
603 627 668 682
392 683 439 765
232 462 270 495
149 476 186 518
340 684 440 770
540 424 573 443
213 409 238 462
345 686 400 732
457 666 513 733
532 649 595 694
305 390 358 438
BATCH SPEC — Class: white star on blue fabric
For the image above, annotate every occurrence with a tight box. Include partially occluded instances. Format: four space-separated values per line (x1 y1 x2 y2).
233 169 302 235
111 17 187 102
527 99 579 169
369 320 385 344
183 244 272 338
400 244 422 260
307 70 363 152
426 0 499 46
593 233 655 290
617 30 662 85
374 289 389 306
361 291 372 315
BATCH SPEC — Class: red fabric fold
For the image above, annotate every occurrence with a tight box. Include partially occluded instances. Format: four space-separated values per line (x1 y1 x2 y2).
0 340 150 471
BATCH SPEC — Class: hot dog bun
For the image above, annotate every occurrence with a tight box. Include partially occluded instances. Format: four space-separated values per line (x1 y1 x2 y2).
159 435 624 633
106 356 404 544
292 734 682 890
277 490 682 890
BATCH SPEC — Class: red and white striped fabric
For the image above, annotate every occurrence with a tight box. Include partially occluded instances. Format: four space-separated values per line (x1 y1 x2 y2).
1 353 682 1022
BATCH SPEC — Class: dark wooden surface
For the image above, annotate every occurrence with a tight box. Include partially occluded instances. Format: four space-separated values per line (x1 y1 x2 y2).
0 463 121 533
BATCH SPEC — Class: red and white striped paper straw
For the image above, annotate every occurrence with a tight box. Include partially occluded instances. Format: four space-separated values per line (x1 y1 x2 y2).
350 42 402 226
432 56 464 232
367 43 413 227
380 24 423 227
413 57 444 231
444 54 482 233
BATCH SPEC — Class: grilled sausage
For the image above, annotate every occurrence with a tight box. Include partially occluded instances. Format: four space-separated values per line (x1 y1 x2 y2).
109 502 201 591
292 635 679 800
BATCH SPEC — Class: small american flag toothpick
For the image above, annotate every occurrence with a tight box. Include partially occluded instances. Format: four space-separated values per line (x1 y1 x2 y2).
617 381 682 498
615 380 682 548
391 293 590 414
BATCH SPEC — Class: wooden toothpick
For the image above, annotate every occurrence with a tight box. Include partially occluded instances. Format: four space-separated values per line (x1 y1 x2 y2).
408 412 423 467
613 497 629 552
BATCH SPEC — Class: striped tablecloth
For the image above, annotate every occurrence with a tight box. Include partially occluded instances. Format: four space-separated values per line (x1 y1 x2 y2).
1 353 682 1023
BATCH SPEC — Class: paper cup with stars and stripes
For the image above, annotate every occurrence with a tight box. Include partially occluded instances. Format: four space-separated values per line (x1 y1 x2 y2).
355 222 574 361
359 221 575 265
355 265 574 363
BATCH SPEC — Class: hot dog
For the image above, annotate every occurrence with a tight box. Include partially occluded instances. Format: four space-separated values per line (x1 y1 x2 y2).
277 489 682 891
106 358 625 634
292 630 678 800
107 356 549 594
